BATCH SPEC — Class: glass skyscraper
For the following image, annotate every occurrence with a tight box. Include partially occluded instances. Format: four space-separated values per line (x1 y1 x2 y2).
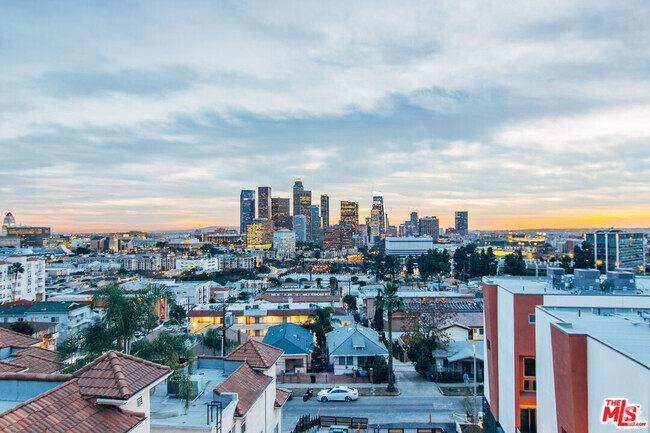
455 211 469 234
240 190 255 233
340 201 359 234
258 186 271 219
292 178 304 216
320 194 329 228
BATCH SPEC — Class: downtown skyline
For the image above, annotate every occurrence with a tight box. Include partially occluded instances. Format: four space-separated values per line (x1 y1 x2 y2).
2 2 650 232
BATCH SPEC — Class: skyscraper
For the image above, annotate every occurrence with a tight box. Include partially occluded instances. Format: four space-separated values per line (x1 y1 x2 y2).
292 178 304 216
340 201 359 234
258 186 271 219
370 192 386 243
299 191 312 239
419 216 439 242
320 194 330 228
2 212 15 236
585 229 645 272
455 211 468 235
271 198 292 229
240 190 255 234
310 205 321 243
293 215 307 242
246 219 273 249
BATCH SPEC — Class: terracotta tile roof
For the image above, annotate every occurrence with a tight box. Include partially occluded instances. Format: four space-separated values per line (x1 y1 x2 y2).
224 339 283 369
214 362 272 417
72 351 171 399
7 354 61 374
0 361 27 373
275 388 291 407
0 328 42 349
0 379 145 433
11 346 59 362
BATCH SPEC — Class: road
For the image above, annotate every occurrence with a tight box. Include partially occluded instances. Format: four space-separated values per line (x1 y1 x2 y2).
282 394 468 431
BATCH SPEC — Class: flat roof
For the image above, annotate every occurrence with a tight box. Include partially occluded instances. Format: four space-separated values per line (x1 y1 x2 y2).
539 306 650 369
484 276 650 296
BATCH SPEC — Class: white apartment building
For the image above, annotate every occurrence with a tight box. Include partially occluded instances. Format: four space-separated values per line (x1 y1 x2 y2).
0 255 46 302
273 230 296 256
176 257 222 273
385 236 435 257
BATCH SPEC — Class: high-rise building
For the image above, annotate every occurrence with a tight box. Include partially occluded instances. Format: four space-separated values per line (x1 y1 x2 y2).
273 229 296 255
340 201 359 234
257 187 271 219
271 198 292 230
292 178 304 216
320 194 330 228
585 229 645 272
293 215 307 242
370 192 386 243
239 190 255 233
322 223 354 250
310 205 321 244
299 191 312 239
418 216 439 242
455 211 468 235
5 226 51 247
246 219 273 249
2 212 15 236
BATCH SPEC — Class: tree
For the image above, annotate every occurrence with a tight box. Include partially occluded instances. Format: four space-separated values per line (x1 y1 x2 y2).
93 285 143 354
9 262 24 301
143 284 175 322
10 321 34 336
201 328 222 355
373 282 404 392
504 250 526 276
169 304 186 322
573 242 592 269
303 306 338 350
372 306 384 332
131 332 193 366
406 255 414 276
343 294 357 310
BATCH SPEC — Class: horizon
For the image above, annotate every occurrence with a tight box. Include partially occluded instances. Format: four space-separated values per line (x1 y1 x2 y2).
2 2 650 232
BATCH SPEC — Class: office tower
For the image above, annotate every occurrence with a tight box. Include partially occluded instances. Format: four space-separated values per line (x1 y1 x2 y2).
585 229 645 273
292 178 304 216
2 212 15 236
320 194 330 228
246 219 274 249
273 229 296 255
258 186 271 219
418 216 439 242
293 215 307 242
5 226 51 247
310 205 321 243
271 198 292 230
370 192 386 242
410 212 418 226
299 191 312 239
340 201 359 234
455 211 469 235
240 190 255 234
322 223 355 251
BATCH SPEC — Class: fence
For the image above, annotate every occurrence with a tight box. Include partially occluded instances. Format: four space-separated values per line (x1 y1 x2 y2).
292 415 369 433
278 372 370 384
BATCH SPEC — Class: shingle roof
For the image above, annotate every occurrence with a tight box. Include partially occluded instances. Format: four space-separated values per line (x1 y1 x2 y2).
0 328 41 349
0 361 27 373
72 351 171 400
11 346 59 362
275 388 291 408
26 302 86 314
262 323 314 355
215 362 272 417
224 339 283 369
0 379 145 433
7 354 61 374
326 323 388 357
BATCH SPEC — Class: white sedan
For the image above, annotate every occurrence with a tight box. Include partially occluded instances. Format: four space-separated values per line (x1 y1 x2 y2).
317 386 358 402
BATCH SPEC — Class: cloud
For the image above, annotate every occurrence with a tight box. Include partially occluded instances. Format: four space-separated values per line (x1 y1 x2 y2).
1 0 650 230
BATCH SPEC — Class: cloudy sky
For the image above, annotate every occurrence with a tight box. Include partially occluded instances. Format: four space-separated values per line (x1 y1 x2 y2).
2 1 650 232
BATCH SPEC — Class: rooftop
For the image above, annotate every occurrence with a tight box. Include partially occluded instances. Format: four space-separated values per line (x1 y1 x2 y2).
0 328 41 350
224 339 283 369
485 275 650 296
262 323 314 355
540 306 650 368
215 362 272 417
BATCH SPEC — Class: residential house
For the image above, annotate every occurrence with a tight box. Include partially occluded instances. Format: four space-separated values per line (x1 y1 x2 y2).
23 302 93 342
432 340 484 382
263 323 314 373
326 324 388 375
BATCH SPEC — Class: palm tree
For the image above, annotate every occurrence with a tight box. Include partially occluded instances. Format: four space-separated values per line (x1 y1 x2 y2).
9 262 24 301
374 282 404 392
303 306 338 350
93 284 142 354
200 328 222 355
142 284 175 322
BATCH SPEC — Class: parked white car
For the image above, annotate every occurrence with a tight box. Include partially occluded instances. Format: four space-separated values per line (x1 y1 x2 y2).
317 386 358 402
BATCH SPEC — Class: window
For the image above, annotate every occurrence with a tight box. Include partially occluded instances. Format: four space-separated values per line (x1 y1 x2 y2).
388 429 403 433
487 339 491 350
241 422 246 433
520 407 537 433
418 429 433 433
137 396 143 407
528 314 535 324
479 328 484 335
523 358 536 391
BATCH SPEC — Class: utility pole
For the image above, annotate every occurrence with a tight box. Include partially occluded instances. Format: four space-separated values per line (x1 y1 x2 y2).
222 304 227 356
473 343 478 422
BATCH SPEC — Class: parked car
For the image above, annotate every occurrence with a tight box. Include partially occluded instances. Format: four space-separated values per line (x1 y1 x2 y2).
317 386 358 402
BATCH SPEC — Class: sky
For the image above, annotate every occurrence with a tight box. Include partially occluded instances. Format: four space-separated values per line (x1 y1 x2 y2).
1 1 650 232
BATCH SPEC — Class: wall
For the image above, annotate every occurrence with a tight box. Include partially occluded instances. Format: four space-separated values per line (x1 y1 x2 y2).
534 307 559 433
497 288 515 433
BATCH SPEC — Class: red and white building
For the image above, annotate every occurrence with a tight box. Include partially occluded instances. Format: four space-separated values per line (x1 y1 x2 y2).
483 275 650 433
